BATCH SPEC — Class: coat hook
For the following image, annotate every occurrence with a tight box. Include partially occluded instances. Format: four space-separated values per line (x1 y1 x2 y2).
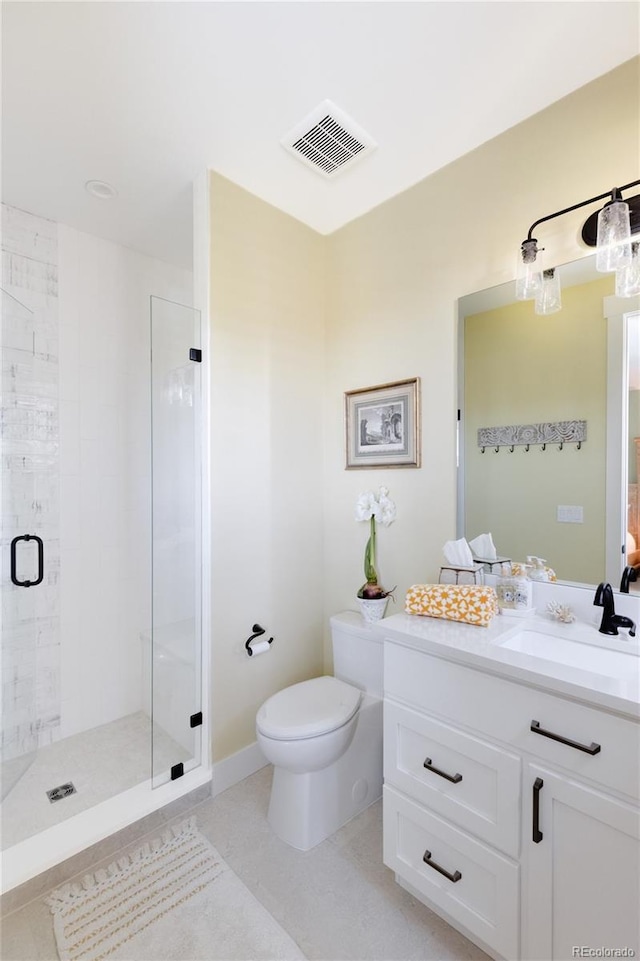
541 443 546 451
524 444 530 452
576 440 582 450
509 445 515 453
558 441 564 451
481 445 485 453
495 445 500 453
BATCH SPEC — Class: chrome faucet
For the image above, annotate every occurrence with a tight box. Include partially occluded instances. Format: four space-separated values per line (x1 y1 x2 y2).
593 582 636 637
620 565 639 593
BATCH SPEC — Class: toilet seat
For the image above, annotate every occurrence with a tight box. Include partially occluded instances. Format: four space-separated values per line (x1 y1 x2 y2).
256 676 361 741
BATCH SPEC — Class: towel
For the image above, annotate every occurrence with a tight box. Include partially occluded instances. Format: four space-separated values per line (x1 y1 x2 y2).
405 584 498 627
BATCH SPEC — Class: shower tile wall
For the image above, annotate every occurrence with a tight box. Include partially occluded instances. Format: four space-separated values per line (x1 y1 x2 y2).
2 204 61 760
2 202 193 764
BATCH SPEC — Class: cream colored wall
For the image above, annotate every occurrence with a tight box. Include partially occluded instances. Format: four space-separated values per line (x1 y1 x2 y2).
209 58 639 760
322 58 638 662
209 173 326 760
464 277 612 584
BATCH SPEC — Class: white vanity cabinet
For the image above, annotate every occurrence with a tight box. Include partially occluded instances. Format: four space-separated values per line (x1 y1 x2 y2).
523 763 640 961
382 636 640 961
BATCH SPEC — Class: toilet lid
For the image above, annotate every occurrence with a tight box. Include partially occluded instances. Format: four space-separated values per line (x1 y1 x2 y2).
256 676 362 741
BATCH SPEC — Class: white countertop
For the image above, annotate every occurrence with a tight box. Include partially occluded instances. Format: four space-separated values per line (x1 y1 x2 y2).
373 610 640 720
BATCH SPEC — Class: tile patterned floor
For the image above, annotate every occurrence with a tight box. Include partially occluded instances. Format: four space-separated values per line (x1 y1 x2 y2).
1 766 490 961
1 713 188 850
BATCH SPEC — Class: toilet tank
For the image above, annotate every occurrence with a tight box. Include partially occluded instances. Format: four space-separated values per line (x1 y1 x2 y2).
330 612 384 697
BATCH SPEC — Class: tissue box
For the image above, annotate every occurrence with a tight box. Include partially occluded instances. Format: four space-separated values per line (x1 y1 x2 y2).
405 584 498 627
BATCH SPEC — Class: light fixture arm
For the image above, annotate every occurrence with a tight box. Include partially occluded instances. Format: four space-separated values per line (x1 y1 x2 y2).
524 178 640 242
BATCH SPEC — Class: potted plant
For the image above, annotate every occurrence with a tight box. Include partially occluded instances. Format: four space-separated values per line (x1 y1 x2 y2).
355 486 396 622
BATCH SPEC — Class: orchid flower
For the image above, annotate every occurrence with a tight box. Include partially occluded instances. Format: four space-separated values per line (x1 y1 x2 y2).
355 486 396 597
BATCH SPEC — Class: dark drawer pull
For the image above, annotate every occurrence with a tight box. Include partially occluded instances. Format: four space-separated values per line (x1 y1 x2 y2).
422 849 462 883
10 534 44 588
532 777 543 843
423 758 463 783
530 720 601 755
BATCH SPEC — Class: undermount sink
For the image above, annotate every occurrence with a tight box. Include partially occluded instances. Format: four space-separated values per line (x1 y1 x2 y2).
495 627 640 681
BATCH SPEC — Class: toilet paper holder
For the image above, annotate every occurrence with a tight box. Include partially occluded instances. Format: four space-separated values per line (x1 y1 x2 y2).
245 623 274 656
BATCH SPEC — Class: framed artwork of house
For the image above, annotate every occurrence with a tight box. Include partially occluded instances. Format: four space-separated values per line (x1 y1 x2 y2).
345 377 421 469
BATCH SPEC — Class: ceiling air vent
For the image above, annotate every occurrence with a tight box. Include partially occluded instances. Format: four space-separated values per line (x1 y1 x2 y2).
281 100 376 178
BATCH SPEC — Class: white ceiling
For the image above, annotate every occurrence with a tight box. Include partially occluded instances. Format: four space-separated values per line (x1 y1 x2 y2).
2 1 639 269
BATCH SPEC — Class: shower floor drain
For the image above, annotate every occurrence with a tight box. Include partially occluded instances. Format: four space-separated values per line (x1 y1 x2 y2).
46 782 77 803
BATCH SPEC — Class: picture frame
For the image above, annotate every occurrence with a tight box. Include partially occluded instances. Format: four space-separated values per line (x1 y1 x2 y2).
345 377 421 469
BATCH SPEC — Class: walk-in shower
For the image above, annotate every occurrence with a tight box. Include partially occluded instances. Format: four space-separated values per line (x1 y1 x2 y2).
1 203 209 893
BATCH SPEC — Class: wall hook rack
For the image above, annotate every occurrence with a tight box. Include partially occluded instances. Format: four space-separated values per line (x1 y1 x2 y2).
477 420 586 453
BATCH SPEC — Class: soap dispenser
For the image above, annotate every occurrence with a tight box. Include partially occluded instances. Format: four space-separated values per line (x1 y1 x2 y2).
528 556 550 582
497 562 533 615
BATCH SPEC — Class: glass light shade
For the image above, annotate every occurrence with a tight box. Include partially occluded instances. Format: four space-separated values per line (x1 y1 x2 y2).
535 268 562 315
596 200 632 272
616 241 640 297
516 239 542 300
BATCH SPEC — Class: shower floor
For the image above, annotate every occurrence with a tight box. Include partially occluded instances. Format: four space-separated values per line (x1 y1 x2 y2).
1 712 189 851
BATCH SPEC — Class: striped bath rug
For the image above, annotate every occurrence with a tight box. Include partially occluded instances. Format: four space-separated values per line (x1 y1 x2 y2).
47 816 305 961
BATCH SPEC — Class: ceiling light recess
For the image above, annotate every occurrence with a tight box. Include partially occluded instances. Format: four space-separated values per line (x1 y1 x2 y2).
85 179 117 200
281 100 376 179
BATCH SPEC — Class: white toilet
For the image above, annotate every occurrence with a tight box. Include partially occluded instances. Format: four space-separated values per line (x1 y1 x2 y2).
256 611 383 851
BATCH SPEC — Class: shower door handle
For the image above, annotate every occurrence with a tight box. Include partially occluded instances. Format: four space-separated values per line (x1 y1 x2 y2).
10 534 44 587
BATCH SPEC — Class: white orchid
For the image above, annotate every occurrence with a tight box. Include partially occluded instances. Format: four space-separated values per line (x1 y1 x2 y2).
377 486 397 526
354 490 380 522
355 487 396 598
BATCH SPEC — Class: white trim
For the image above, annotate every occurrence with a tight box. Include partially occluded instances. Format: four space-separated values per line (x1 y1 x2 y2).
212 742 268 798
604 294 640 585
193 170 212 774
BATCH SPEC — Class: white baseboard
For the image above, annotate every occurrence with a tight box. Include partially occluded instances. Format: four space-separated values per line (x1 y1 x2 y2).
212 741 268 797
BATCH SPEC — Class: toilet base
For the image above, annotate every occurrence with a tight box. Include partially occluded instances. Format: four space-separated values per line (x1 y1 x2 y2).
267 694 383 851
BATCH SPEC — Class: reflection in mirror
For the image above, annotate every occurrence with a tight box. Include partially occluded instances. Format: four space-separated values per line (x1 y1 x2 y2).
458 256 639 589
626 312 640 591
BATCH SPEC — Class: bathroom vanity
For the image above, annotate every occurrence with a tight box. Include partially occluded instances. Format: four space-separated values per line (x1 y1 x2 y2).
376 609 640 961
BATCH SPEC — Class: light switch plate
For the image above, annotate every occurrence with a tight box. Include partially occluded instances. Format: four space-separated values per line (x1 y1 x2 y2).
557 505 584 523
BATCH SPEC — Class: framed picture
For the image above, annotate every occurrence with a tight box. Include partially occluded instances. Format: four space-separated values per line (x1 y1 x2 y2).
345 377 421 469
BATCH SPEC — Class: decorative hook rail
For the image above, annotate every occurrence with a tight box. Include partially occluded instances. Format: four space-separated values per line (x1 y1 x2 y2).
477 420 586 454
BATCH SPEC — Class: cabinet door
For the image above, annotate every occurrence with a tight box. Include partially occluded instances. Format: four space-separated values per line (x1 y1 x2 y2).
523 764 640 961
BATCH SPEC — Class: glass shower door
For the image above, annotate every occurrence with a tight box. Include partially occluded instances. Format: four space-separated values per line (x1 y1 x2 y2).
150 296 202 787
1 290 42 805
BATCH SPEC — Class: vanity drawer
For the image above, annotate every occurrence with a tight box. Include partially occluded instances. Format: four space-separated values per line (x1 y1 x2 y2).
383 784 519 960
384 699 521 857
384 643 640 800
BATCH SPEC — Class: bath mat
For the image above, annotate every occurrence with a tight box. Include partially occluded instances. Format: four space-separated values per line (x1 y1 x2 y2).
47 816 306 961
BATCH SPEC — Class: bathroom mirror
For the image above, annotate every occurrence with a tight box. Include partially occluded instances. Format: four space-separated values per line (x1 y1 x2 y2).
457 254 640 589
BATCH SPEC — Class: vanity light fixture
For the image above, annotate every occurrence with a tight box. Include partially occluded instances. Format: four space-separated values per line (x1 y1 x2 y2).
535 268 561 316
616 241 640 298
516 179 640 314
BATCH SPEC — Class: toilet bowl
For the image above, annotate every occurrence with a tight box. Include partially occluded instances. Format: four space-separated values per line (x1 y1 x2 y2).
256 612 383 851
